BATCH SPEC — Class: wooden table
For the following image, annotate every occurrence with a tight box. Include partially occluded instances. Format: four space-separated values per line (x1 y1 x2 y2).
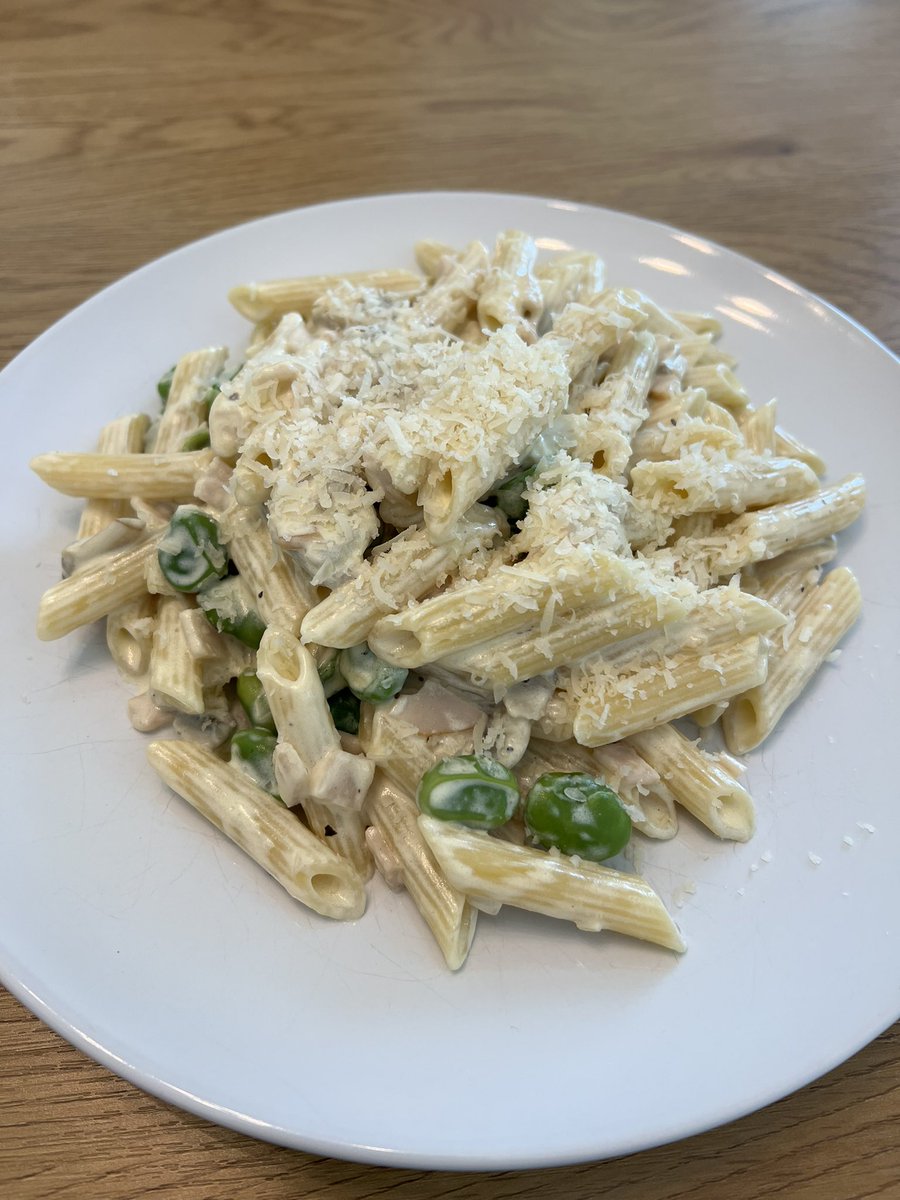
2 2 898 1196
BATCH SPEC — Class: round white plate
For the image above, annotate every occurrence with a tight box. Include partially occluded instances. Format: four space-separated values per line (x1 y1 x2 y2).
4 193 898 1170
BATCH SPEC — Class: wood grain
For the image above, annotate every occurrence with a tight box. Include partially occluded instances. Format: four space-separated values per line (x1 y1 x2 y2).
2 0 898 1196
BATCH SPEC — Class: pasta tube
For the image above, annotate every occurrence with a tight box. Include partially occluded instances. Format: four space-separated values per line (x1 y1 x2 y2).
224 504 317 636
37 532 163 641
149 594 205 715
300 506 501 649
477 229 543 337
537 252 605 328
439 589 692 687
152 347 227 453
714 475 866 575
628 724 755 841
630 455 819 517
722 567 862 753
229 269 423 321
147 740 365 920
30 450 214 502
739 400 777 456
419 817 685 951
413 241 487 330
106 594 157 679
365 773 477 970
573 636 770 747
368 553 642 668
77 413 151 539
775 425 827 476
575 330 659 479
413 239 456 280
257 628 373 876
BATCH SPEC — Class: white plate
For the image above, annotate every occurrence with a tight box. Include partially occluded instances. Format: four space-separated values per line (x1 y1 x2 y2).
4 192 899 1170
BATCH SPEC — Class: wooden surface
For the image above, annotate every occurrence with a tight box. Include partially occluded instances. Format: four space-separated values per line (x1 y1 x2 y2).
2 1 898 1196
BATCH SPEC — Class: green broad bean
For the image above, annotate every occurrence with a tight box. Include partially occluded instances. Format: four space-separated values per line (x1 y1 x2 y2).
316 649 347 698
181 426 211 451
201 364 243 415
200 383 220 415
235 671 276 732
230 728 280 799
493 465 536 522
157 505 229 593
157 364 176 403
416 754 520 830
198 577 267 648
340 643 407 703
524 773 631 862
328 688 361 735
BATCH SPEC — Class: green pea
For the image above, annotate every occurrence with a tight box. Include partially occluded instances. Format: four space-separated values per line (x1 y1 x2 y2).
230 728 280 799
340 643 407 703
235 672 276 732
157 505 229 593
316 649 347 698
416 754 520 830
157 364 176 403
524 773 631 862
181 426 211 451
198 577 267 648
200 364 242 415
328 688 361 735
493 465 536 522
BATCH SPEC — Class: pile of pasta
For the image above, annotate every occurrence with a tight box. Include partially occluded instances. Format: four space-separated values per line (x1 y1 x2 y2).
31 231 865 969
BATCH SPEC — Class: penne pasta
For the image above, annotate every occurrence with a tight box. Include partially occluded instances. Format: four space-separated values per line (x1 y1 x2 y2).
152 347 227 454
739 399 778 456
413 239 456 281
149 594 205 715
257 627 373 876
477 229 543 338
683 362 750 410
630 454 819 517
537 251 605 329
574 330 659 479
224 504 318 636
412 241 487 331
419 816 685 952
715 474 866 575
365 773 477 970
628 724 755 841
671 310 723 338
229 268 423 322
775 424 827 476
301 506 502 650
572 636 770 747
30 450 214 502
37 532 163 641
438 589 692 687
369 553 646 669
106 594 157 679
722 567 862 753
147 740 365 920
77 412 151 539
